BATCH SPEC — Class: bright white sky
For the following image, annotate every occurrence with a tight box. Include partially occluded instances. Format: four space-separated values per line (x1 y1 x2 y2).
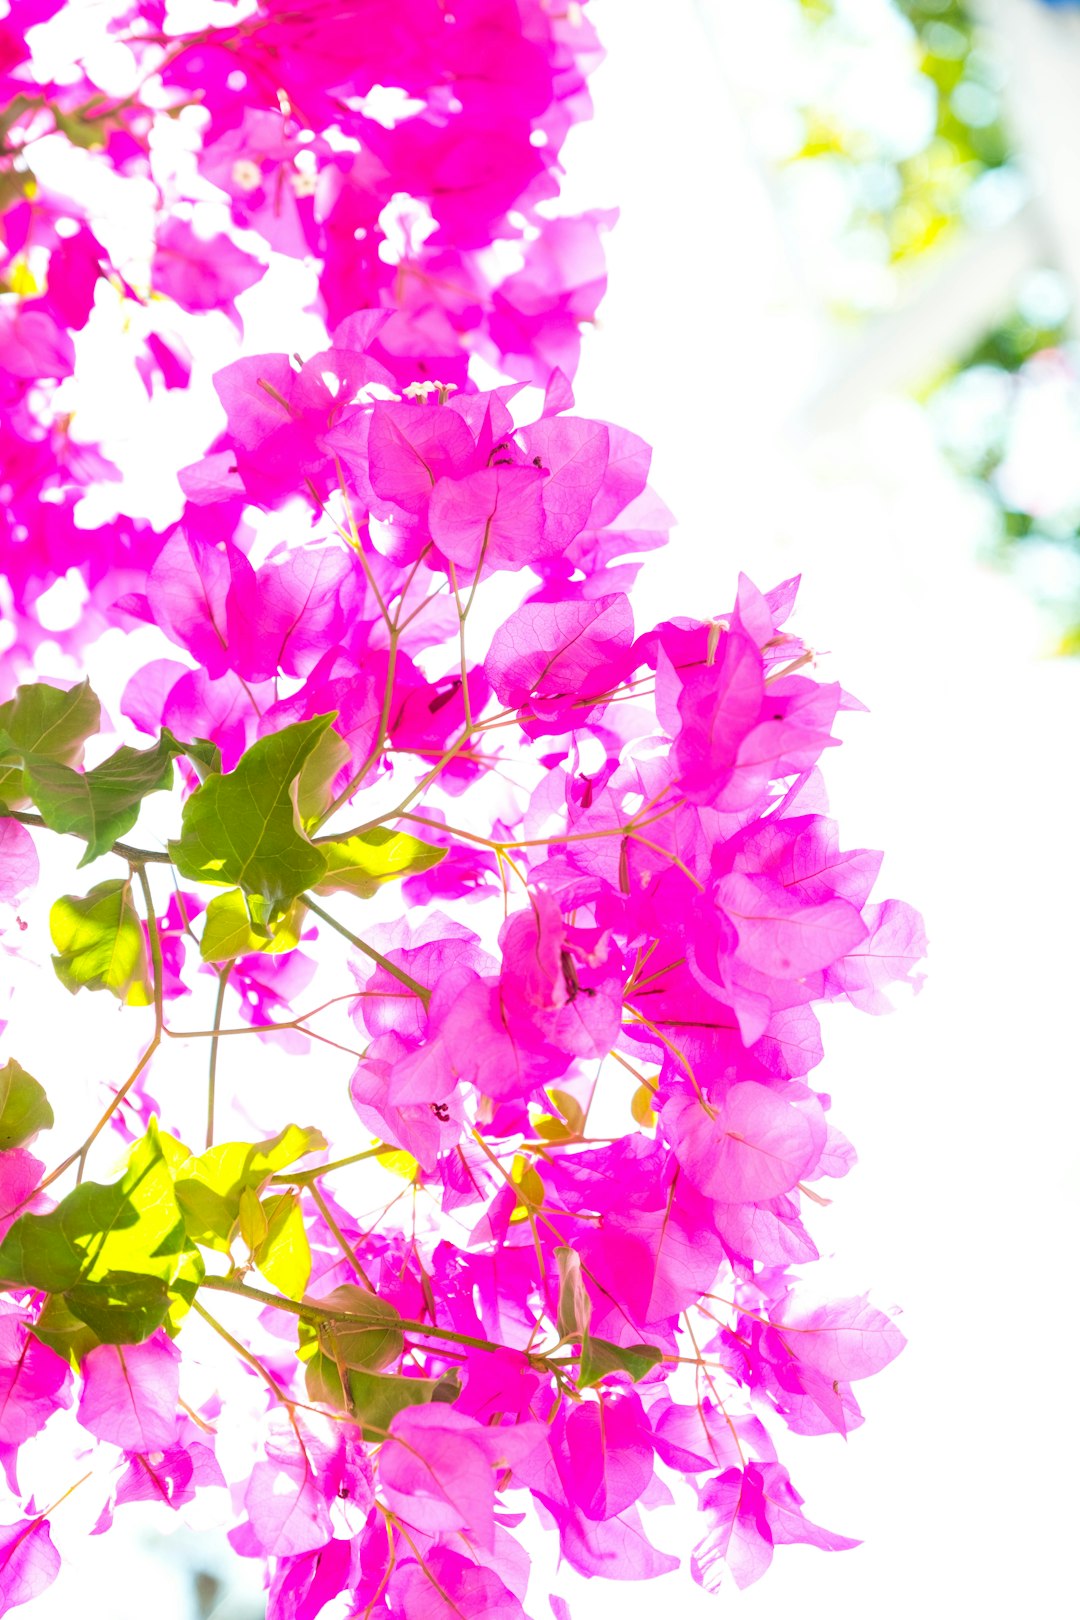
567 3 1080 1614
9 1 1080 1616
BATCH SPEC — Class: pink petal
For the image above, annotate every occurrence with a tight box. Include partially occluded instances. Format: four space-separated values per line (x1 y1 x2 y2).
0 1517 60 1615
664 1083 817 1203
0 823 37 908
77 1334 179 1452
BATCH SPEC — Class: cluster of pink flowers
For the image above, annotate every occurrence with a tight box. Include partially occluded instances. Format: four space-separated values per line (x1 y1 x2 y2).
1 0 608 657
0 3 924 1616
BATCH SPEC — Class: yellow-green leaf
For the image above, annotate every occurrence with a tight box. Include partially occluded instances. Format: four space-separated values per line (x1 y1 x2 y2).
313 827 445 899
238 1185 269 1252
172 1124 326 1251
511 1154 544 1208
253 1191 310 1299
200 888 306 963
0 1121 197 1345
50 879 151 1004
631 1082 657 1130
375 1146 419 1182
0 1058 53 1149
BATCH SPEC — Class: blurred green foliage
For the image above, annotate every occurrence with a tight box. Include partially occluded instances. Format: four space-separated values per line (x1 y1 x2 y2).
793 0 1009 267
793 0 1080 648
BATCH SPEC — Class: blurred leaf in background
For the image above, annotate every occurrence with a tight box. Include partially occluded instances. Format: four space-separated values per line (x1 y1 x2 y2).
784 0 1080 647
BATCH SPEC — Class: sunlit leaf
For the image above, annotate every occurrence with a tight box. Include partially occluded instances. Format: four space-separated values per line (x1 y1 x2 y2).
199 887 306 963
253 1191 310 1300
375 1146 418 1181
631 1083 657 1129
238 1185 269 1252
313 828 445 899
49 879 151 1004
171 1124 327 1251
0 1123 198 1345
0 1059 53 1150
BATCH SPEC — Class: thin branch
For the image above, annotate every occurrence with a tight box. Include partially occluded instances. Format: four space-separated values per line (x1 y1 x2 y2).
301 894 431 1008
206 965 232 1150
270 1144 386 1184
198 1273 504 1353
4 809 172 864
305 1178 375 1290
192 1298 293 1404
133 862 165 1034
32 1033 159 1205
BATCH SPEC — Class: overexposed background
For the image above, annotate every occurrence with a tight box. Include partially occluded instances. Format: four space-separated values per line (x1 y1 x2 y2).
568 2 1080 1613
9 1 1080 1615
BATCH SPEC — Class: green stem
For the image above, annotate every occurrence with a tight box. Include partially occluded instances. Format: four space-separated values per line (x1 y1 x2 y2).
133 863 165 1032
270 1144 386 1184
301 894 431 1008
35 1035 159 1204
192 1298 293 1404
4 809 172 865
198 1273 501 1352
305 1178 375 1290
206 965 232 1150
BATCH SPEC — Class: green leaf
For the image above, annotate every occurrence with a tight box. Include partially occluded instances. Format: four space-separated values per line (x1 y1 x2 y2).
0 1188 104 1291
533 1088 585 1143
50 878 151 1004
29 1294 100 1366
630 1082 657 1130
546 1089 585 1136
0 1058 54 1149
238 1185 269 1252
305 1360 440 1437
199 888 305 964
0 1123 197 1345
167 1244 204 1332
554 1245 591 1343
65 1271 171 1344
160 730 221 781
295 727 351 826
51 103 120 150
169 716 334 923
86 1124 188 1283
171 1124 327 1251
253 1191 310 1300
313 828 446 899
0 680 100 811
577 1337 663 1389
300 1285 404 1373
23 732 180 864
510 1155 544 1212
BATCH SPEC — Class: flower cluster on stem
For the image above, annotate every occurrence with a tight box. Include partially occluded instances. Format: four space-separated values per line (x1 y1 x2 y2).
0 2 924 1614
